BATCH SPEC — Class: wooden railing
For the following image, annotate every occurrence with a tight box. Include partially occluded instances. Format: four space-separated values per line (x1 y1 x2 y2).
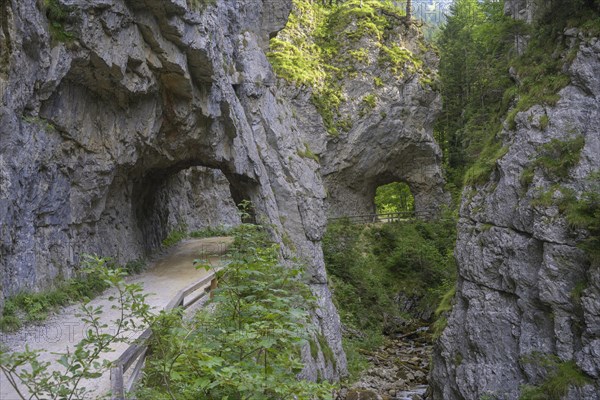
110 272 218 400
328 210 434 224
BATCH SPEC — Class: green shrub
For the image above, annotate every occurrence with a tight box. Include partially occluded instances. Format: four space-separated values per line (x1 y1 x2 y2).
0 315 21 332
520 357 592 400
162 225 188 247
139 224 335 399
123 259 146 274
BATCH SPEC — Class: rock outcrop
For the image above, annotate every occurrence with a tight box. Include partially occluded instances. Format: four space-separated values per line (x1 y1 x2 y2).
270 1 448 218
430 6 600 399
0 0 345 379
319 23 445 218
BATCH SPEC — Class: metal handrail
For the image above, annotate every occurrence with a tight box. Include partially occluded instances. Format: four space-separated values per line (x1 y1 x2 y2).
110 272 218 399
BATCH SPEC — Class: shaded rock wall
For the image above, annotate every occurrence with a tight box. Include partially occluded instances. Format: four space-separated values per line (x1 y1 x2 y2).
0 0 345 379
137 166 241 248
430 16 600 400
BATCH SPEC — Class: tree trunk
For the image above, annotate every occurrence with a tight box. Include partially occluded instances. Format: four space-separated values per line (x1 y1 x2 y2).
406 0 412 20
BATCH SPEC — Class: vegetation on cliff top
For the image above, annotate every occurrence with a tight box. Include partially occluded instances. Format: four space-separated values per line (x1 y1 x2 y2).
268 0 434 135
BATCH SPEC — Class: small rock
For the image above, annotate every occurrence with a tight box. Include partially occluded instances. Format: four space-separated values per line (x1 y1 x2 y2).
564 27 579 37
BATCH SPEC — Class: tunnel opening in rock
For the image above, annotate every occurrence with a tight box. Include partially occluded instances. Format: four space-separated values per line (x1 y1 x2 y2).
132 165 242 253
226 175 258 224
374 182 415 215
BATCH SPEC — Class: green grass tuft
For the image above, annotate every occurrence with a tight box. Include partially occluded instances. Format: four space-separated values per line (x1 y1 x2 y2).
0 256 115 330
189 226 232 238
44 0 75 43
533 136 585 179
464 141 508 186
297 143 320 162
520 359 592 400
435 286 456 317
162 226 188 247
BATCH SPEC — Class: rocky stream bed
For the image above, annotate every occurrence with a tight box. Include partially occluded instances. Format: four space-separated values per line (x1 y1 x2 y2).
339 330 432 400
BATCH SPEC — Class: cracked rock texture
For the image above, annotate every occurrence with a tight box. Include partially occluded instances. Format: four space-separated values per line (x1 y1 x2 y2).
430 3 600 398
282 21 447 218
0 0 346 379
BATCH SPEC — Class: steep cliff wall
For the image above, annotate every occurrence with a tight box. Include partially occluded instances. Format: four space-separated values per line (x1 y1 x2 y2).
0 0 345 379
430 2 600 398
268 0 448 218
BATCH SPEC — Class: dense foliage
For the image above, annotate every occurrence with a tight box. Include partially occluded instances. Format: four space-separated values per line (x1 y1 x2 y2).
138 224 335 399
374 182 415 213
323 215 456 377
436 0 600 191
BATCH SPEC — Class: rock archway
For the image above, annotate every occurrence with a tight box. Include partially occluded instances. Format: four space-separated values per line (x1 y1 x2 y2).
0 0 345 380
132 166 241 251
322 140 448 218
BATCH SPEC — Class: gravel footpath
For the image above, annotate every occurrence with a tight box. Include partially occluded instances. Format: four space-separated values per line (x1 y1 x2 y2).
0 237 232 400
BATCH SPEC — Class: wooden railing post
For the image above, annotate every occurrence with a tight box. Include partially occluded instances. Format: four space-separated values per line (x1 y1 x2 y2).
210 277 218 299
111 365 125 400
108 271 217 397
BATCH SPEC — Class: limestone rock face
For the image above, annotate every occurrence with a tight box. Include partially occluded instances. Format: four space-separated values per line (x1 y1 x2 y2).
429 34 600 399
152 167 241 234
0 0 345 379
284 21 447 218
